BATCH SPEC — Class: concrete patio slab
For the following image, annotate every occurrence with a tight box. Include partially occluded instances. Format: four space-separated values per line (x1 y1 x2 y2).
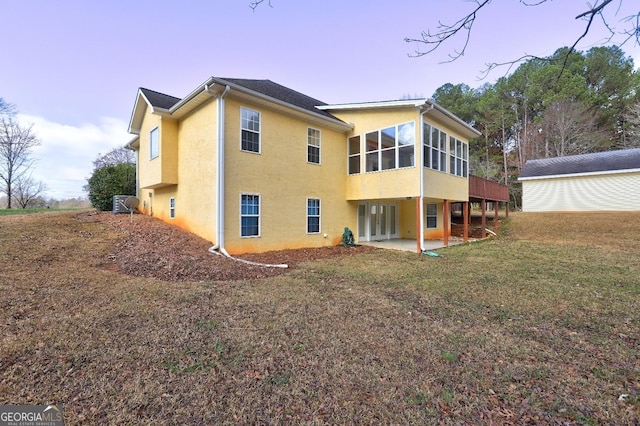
360 238 465 253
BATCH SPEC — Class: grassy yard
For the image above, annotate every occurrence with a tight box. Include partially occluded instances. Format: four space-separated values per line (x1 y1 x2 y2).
1 211 639 424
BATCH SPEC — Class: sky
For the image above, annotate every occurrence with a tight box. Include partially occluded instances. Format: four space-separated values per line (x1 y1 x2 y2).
2 0 639 199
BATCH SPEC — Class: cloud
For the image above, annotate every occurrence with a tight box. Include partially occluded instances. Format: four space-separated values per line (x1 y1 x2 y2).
16 114 130 200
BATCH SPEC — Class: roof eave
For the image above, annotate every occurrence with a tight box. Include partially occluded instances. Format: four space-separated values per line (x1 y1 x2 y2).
519 167 640 181
320 99 481 139
212 77 353 132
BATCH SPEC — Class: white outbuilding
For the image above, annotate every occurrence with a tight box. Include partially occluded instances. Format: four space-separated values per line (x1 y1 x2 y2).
519 148 640 212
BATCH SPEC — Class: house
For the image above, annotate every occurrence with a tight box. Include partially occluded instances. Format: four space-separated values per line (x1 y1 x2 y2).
125 77 481 254
519 148 640 212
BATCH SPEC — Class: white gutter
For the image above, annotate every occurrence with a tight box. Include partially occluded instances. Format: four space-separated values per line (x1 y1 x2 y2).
212 84 231 256
418 103 434 252
205 83 287 268
518 167 640 181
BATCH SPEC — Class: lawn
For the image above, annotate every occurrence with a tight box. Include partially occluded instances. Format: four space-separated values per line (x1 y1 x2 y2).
1 211 638 424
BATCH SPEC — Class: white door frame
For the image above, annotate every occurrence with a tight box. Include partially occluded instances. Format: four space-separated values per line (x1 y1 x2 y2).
358 201 399 242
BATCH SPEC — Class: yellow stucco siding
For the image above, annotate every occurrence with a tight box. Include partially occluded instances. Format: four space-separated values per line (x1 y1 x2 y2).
137 112 162 189
161 120 179 184
423 169 468 201
222 97 354 254
346 168 419 200
334 108 422 200
136 110 179 189
170 100 219 242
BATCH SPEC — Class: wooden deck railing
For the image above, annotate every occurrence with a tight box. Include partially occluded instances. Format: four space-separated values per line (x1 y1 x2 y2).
469 175 509 202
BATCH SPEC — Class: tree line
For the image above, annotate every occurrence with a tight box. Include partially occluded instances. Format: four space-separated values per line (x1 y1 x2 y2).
430 46 640 209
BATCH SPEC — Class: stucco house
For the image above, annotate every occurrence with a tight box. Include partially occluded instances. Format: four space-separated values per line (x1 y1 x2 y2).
519 148 640 212
125 77 481 254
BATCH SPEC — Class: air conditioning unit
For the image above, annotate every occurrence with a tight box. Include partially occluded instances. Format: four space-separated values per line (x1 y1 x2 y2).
113 195 139 214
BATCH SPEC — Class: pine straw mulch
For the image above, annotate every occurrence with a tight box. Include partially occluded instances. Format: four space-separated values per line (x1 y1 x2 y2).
76 211 377 282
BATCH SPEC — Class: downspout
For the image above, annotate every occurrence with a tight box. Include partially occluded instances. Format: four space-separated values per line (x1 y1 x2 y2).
419 101 435 253
206 83 287 268
214 84 230 255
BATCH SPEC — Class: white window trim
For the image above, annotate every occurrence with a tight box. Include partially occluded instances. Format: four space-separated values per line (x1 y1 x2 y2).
348 135 362 175
307 126 321 165
240 107 261 154
425 203 438 229
169 197 175 219
449 136 468 178
306 197 321 234
363 121 416 173
423 123 447 173
240 193 261 238
150 126 159 160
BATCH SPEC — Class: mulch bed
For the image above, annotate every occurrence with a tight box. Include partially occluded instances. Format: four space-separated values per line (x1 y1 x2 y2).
76 211 376 282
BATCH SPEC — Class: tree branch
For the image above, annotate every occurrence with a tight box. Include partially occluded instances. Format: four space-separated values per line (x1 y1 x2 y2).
249 0 272 11
407 0 639 79
405 0 491 61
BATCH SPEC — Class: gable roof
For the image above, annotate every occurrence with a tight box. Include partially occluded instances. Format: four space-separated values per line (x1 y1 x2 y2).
519 148 640 180
139 88 180 110
217 78 337 120
128 77 352 135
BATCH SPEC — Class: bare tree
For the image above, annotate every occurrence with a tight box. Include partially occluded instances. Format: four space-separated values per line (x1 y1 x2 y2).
0 117 41 209
92 147 135 169
404 0 639 76
0 98 16 116
622 102 640 148
12 174 47 209
540 100 600 157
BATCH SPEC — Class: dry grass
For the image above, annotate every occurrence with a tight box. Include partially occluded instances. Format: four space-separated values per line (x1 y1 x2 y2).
1 211 639 424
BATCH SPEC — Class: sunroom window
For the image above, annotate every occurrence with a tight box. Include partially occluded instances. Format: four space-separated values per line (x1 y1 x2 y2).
449 136 468 177
423 123 447 172
361 122 415 173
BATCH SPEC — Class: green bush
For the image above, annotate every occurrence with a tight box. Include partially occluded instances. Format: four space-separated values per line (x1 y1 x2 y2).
86 163 135 211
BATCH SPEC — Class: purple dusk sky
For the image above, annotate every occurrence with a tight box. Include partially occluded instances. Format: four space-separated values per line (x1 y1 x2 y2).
1 0 638 198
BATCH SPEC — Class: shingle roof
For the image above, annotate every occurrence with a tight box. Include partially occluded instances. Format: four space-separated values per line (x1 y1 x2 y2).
139 88 181 110
217 78 337 120
519 148 640 178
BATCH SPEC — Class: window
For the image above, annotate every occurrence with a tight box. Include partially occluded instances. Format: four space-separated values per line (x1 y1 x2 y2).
426 203 438 228
307 127 321 164
362 122 415 173
169 197 175 219
348 135 361 174
241 107 260 153
307 198 320 233
423 123 447 172
240 194 260 237
150 127 159 159
398 122 415 167
449 136 468 177
365 131 379 172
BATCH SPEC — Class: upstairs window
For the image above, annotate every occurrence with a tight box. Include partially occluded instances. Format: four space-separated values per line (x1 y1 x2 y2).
423 123 447 172
241 107 260 153
240 194 260 237
307 127 320 164
307 198 320 233
150 127 159 159
449 136 468 177
348 135 361 175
